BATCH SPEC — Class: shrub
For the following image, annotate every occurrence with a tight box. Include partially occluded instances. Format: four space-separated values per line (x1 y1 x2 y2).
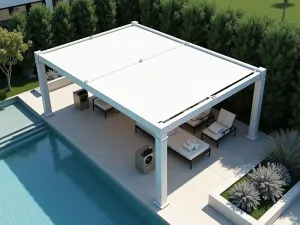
51 2 72 46
225 15 272 118
249 164 285 202
94 0 116 32
70 0 97 40
182 0 216 47
290 71 300 128
26 3 52 50
259 23 300 129
207 7 243 56
231 15 272 66
140 0 162 30
229 181 260 213
160 0 186 38
46 70 59 81
9 12 27 38
116 0 140 26
268 163 291 186
265 129 300 176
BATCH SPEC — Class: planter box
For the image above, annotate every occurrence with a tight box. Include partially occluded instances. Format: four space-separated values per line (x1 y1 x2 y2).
35 77 73 94
208 160 300 225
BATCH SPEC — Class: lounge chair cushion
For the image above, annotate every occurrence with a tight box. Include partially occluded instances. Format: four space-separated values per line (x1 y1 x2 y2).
168 128 210 160
217 108 236 128
202 122 227 140
208 122 224 134
191 108 211 121
202 126 225 141
186 119 202 127
192 112 206 121
94 98 113 111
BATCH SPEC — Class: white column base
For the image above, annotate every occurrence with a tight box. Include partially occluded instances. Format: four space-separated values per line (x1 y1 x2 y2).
245 134 259 141
43 112 54 117
153 200 170 210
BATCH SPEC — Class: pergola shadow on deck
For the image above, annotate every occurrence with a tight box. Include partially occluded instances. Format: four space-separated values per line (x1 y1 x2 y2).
20 84 269 225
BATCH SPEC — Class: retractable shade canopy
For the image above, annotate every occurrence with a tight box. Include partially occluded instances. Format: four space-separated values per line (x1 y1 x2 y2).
38 23 259 133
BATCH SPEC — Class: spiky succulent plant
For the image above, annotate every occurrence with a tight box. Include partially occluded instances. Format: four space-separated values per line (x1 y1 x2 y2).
249 164 285 202
229 181 260 213
268 162 291 186
46 70 59 81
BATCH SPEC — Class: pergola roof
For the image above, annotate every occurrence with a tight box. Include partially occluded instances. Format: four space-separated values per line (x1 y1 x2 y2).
38 22 262 136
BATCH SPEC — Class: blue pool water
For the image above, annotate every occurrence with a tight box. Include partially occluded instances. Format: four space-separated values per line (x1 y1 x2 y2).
0 98 41 137
0 130 166 225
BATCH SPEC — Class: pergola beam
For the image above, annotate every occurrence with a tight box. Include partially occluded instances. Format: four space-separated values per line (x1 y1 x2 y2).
159 71 262 135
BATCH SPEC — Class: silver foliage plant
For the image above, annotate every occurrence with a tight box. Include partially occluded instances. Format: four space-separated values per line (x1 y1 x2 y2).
266 129 300 176
229 181 260 213
46 70 59 81
268 162 291 186
249 164 285 202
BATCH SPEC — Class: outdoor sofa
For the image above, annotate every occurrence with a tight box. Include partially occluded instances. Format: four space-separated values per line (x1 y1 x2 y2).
201 108 236 148
135 123 210 169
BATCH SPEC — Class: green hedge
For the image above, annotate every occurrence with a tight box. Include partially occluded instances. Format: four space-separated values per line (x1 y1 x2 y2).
20 0 300 131
181 0 215 47
51 2 72 46
160 0 186 38
70 0 97 40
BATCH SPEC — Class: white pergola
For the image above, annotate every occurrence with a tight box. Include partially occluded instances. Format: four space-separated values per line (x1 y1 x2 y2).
34 21 266 209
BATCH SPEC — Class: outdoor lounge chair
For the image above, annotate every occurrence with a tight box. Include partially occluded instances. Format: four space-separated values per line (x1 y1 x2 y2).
186 108 214 134
135 123 210 169
92 97 119 118
201 108 236 148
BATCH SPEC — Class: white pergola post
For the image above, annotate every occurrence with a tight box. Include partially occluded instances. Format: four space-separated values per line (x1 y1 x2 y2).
34 51 53 117
154 135 170 209
45 0 54 12
247 67 266 141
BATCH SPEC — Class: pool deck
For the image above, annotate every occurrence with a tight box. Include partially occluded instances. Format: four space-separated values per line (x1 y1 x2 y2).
19 84 300 225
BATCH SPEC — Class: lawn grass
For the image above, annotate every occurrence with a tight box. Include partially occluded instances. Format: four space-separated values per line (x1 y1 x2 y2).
205 0 299 24
221 162 300 219
0 69 39 101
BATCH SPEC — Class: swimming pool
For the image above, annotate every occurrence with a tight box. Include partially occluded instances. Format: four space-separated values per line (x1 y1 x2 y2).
0 129 166 225
0 98 167 225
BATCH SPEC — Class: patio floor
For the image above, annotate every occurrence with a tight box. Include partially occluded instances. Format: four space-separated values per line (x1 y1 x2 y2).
18 83 300 225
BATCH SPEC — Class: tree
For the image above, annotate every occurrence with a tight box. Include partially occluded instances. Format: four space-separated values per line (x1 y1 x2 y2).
282 0 288 21
94 0 116 32
259 23 300 128
70 0 97 40
9 12 27 38
182 0 216 47
0 28 31 91
26 3 52 51
116 0 140 26
207 7 243 56
160 0 186 38
51 2 72 46
139 0 162 30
